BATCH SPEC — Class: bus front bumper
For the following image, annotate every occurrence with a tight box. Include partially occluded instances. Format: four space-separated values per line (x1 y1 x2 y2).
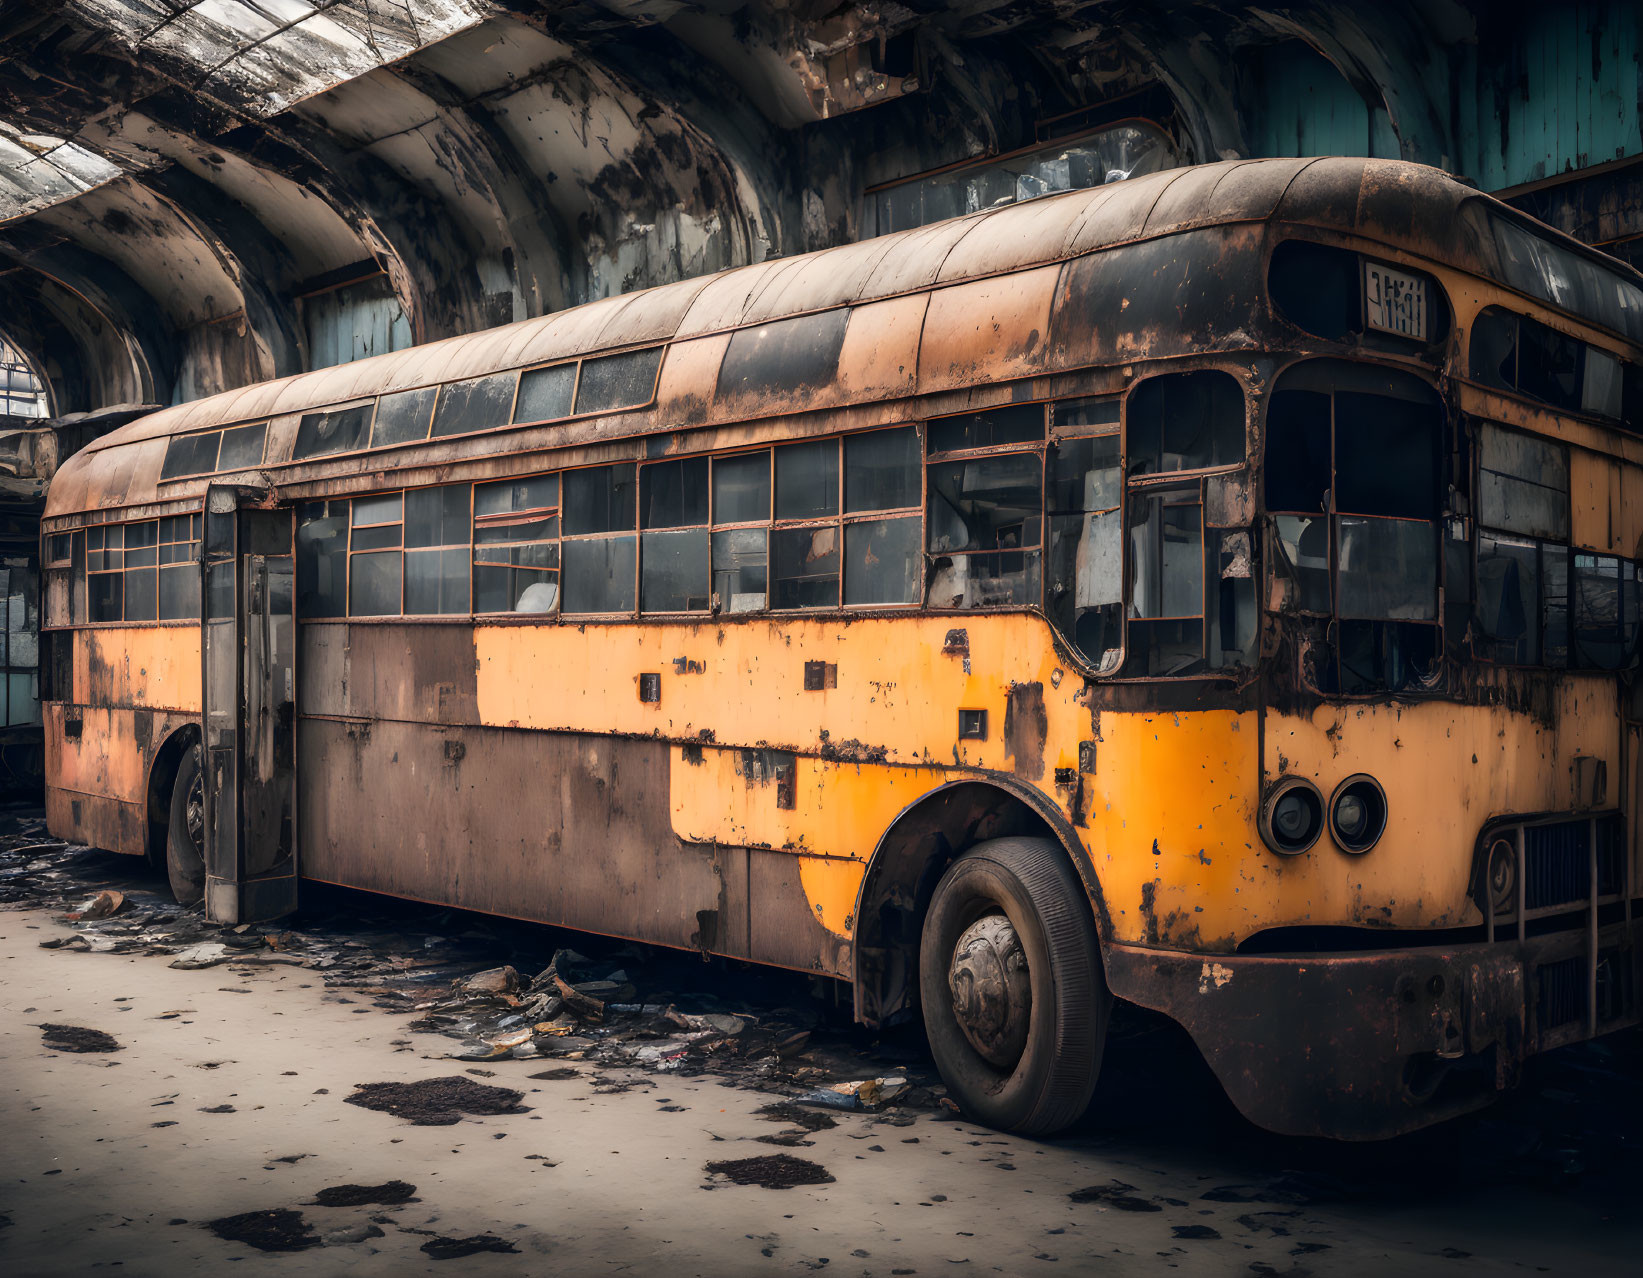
1103 917 1643 1141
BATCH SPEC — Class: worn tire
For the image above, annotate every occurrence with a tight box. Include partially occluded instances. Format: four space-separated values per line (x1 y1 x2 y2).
166 743 206 906
919 837 1108 1135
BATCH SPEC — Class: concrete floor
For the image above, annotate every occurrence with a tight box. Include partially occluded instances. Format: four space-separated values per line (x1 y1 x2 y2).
2 841 1641 1276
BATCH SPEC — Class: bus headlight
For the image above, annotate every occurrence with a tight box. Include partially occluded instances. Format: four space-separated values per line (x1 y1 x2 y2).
1260 777 1324 856
1329 775 1387 854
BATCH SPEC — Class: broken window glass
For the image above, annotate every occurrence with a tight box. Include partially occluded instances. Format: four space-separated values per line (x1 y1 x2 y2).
431 373 517 438
712 529 767 612
926 452 1042 609
1046 428 1122 665
1263 389 1331 514
771 526 840 609
514 363 577 424
474 475 558 614
1336 517 1437 621
1211 530 1258 668
712 452 770 525
929 405 1044 454
775 440 838 520
1123 489 1204 677
575 347 662 415
294 403 372 458
1475 533 1542 664
1271 515 1330 613
844 516 921 605
217 423 266 471
1573 553 1639 670
372 386 436 447
1468 308 1518 392
122 521 158 623
1126 371 1243 475
349 496 401 616
718 310 850 399
1517 317 1584 412
1268 240 1359 341
161 431 220 480
563 464 636 535
845 427 920 513
1477 423 1568 540
296 500 348 619
561 535 637 614
1337 621 1441 695
1334 390 1440 520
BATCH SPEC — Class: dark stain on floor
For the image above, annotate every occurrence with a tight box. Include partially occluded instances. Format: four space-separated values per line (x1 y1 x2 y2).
344 1076 527 1126
705 1155 837 1189
39 1024 120 1053
206 1208 320 1252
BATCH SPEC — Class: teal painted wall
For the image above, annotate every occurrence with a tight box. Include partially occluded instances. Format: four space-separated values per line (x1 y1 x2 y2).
1458 2 1639 190
1246 41 1399 161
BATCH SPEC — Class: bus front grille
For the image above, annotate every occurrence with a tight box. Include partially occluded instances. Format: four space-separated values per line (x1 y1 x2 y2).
1534 954 1586 1032
1523 814 1625 911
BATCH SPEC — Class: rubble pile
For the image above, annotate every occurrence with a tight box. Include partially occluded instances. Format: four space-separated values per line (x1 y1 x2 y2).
0 814 946 1116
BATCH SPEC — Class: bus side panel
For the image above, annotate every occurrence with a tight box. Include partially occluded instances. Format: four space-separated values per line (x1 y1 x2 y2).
43 701 194 857
298 716 830 967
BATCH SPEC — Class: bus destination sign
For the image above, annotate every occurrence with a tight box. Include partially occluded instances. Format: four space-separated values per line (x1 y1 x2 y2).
1362 259 1426 340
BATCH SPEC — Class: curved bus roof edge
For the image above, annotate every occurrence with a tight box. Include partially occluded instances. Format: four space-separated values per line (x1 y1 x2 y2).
45 156 1643 523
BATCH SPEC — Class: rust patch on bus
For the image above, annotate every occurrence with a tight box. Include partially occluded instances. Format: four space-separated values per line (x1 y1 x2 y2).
1003 682 1047 780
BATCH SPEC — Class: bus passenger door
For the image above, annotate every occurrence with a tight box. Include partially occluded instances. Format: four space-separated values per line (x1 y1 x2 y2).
201 485 299 924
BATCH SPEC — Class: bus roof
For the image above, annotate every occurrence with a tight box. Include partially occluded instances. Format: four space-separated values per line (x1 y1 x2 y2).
46 156 1642 521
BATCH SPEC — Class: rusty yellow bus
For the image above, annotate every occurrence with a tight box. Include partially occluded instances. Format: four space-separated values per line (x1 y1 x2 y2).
39 157 1643 1140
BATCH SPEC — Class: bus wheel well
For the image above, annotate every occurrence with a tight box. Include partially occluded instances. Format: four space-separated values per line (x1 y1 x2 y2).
851 780 1096 1028
145 725 199 870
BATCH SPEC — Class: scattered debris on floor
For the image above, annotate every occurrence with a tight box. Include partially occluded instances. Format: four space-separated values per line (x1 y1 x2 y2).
205 1208 321 1252
1 819 945 1116
704 1154 837 1189
1068 1181 1164 1211
343 1076 528 1126
39 1023 121 1053
307 1181 419 1207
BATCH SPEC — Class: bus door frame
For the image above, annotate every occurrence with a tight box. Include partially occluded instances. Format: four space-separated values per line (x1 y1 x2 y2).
201 484 300 924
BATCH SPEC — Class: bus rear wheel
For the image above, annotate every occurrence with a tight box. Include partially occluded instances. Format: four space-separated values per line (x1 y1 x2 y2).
166 744 206 906
919 837 1108 1135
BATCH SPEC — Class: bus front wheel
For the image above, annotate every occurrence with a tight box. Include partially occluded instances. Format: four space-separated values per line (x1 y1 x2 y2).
919 837 1108 1135
166 744 206 906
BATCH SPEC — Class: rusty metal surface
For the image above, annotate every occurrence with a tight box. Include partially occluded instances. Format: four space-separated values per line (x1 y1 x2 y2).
1104 921 1643 1140
47 157 1568 524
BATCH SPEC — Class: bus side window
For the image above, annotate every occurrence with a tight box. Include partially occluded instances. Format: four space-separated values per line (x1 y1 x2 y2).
1047 415 1121 666
843 427 920 607
561 464 637 614
1126 370 1242 476
431 373 517 439
640 458 709 613
474 475 559 615
349 494 403 616
771 440 840 609
925 408 1042 610
297 501 349 619
122 521 159 623
157 515 201 621
87 524 123 623
711 452 770 613
404 485 471 616
1123 488 1205 677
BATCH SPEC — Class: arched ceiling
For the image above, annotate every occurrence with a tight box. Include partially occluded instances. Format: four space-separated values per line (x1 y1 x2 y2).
0 0 1618 423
